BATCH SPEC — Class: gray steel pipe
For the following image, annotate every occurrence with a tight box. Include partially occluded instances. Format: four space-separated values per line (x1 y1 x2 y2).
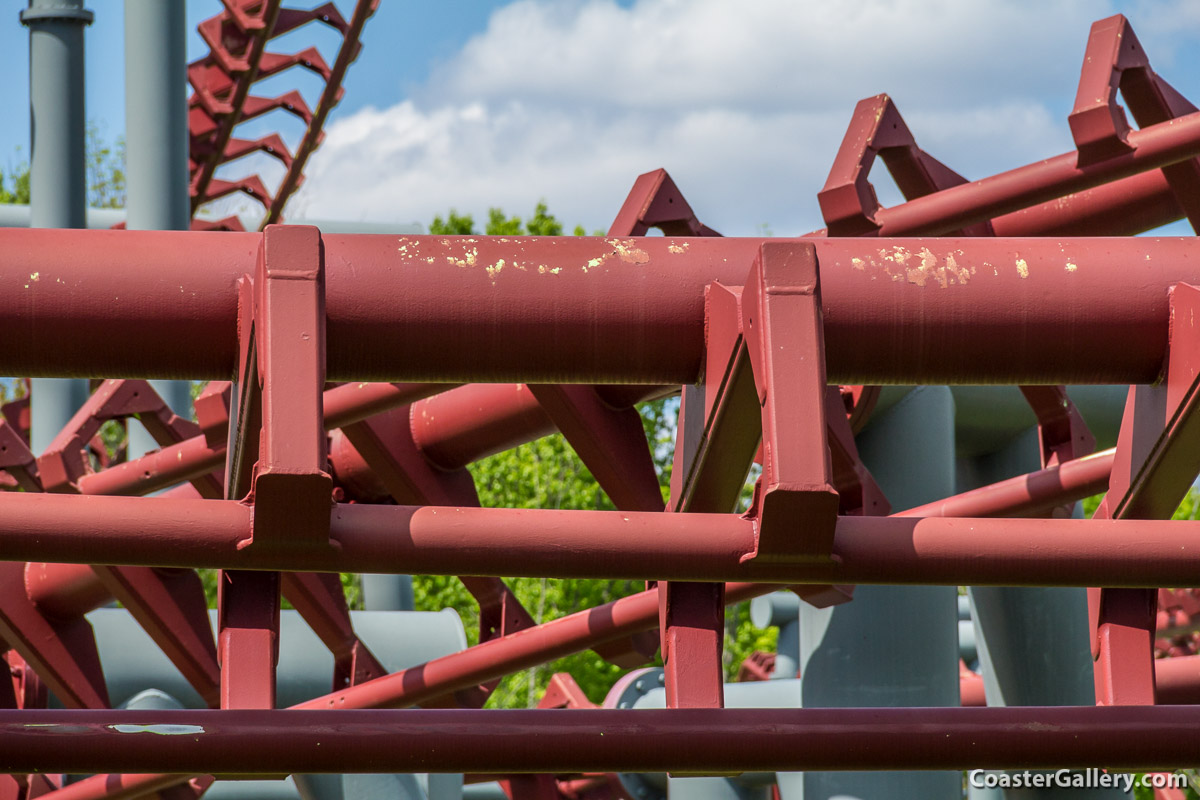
21 0 94 454
123 0 192 454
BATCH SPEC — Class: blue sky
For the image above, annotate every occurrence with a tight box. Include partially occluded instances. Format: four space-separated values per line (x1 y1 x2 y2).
2 1 1200 235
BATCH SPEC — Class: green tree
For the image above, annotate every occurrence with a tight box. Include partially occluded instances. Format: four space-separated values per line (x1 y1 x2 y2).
485 208 522 235
86 123 125 208
0 155 30 204
429 210 475 235
1 123 124 207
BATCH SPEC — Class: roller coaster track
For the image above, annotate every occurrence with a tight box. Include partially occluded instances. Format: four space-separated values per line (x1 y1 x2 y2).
186 0 380 230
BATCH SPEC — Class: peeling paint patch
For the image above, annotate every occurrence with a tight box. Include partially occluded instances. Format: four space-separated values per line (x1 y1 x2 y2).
608 238 650 265
1065 261 1077 273
108 724 205 736
29 272 39 282
486 259 506 280
668 242 689 254
1015 257 1029 279
851 257 865 270
866 246 971 287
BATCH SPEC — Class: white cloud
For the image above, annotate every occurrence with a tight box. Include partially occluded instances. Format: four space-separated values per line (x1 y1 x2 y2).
295 0 1200 236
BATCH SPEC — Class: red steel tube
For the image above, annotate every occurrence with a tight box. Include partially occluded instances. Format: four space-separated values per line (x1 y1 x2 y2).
1154 656 1200 705
299 582 766 711
76 433 225 497
989 170 1185 237
322 381 458 431
24 562 110 621
3 494 1200 587
872 109 1200 236
5 231 1200 385
7 707 1200 774
76 381 448 497
411 383 557 471
897 448 1114 519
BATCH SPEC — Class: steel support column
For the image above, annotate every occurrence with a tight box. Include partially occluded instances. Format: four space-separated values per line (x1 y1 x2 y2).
961 426 1118 800
124 0 193 458
21 0 93 456
787 386 959 800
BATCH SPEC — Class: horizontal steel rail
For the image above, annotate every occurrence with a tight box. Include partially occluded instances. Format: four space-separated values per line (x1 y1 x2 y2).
2 232 1200 385
1 495 1197 586
6 707 1200 774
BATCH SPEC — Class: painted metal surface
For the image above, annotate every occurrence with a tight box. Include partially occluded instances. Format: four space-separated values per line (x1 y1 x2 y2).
8 707 1200 774
12 10 1200 799
2 231 1200 384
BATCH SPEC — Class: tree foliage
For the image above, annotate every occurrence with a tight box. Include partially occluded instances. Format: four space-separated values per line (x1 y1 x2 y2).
0 123 123 208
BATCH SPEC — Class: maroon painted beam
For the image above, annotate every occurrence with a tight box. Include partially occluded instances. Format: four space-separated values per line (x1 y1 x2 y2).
898 448 1114 519
869 108 1200 236
5 231 1200 385
1156 656 1200 704
7 707 1200 774
989 163 1184 237
1 494 1198 586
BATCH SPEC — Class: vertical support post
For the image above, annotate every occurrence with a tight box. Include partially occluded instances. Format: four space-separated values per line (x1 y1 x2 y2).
782 387 959 800
962 421 1124 800
1090 284 1200 710
124 0 193 458
362 575 415 612
22 0 94 457
21 0 91 230
217 570 279 710
219 225 330 711
658 581 725 709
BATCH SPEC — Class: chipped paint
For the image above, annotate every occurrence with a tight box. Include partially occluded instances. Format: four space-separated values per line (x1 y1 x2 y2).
861 246 972 287
668 242 689 254
29 272 39 282
1015 257 1029 279
1065 261 1078 273
608 238 650 265
486 259 506 280
108 724 205 736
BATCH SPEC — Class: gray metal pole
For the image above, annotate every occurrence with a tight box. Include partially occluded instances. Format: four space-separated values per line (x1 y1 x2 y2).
22 0 91 230
363 574 416 612
782 386 961 800
123 0 188 233
22 0 93 455
960 418 1124 800
123 0 193 458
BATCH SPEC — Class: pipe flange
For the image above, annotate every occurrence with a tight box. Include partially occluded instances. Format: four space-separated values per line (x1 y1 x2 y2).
20 5 94 25
603 667 666 800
